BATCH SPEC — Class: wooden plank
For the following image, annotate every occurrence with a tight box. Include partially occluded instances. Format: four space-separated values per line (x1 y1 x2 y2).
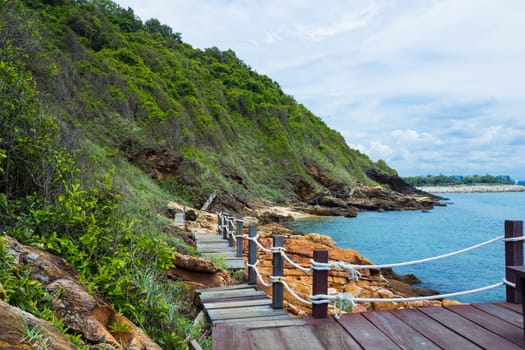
197 284 254 293
213 314 293 324
497 302 523 314
195 234 223 239
204 298 271 310
197 244 231 249
470 302 523 328
207 305 288 321
224 318 307 329
208 307 289 320
420 306 524 350
362 310 440 349
196 241 228 245
305 316 363 350
212 324 252 350
391 308 481 350
278 324 326 350
196 242 230 246
201 251 238 257
337 313 401 349
223 260 244 269
198 243 233 247
247 328 287 349
447 304 525 347
195 239 227 243
201 294 267 304
199 289 266 301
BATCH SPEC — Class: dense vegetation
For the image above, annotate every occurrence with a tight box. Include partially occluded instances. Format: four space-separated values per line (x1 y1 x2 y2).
0 0 394 348
403 174 515 187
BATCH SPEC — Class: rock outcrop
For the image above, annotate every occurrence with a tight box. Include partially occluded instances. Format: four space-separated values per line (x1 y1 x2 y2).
0 299 77 350
2 236 162 350
167 253 234 291
298 184 439 216
287 162 444 216
176 203 460 318
250 224 458 316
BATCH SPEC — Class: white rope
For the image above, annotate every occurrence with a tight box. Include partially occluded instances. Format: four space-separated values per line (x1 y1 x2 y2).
310 293 356 319
352 280 506 303
281 251 312 274
271 246 286 254
308 279 508 318
246 234 272 254
503 236 525 242
310 260 331 271
246 261 272 287
311 260 362 281
347 235 505 270
279 279 313 305
504 278 516 288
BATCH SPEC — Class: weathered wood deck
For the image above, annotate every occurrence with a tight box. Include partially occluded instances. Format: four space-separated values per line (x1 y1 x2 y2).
195 233 245 269
197 284 300 326
212 301 525 349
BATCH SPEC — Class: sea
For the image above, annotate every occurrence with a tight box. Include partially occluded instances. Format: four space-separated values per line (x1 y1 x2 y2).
288 192 525 303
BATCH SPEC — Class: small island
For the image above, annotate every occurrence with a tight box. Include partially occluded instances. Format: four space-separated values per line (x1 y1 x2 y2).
405 174 525 193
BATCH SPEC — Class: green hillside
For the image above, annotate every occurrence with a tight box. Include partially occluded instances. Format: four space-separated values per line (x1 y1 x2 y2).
0 0 396 348
1 0 393 206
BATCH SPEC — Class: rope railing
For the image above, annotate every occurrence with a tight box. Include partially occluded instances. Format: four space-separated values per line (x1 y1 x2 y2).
215 214 524 320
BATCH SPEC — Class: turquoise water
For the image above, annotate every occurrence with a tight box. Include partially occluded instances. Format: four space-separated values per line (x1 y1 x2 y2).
288 192 525 303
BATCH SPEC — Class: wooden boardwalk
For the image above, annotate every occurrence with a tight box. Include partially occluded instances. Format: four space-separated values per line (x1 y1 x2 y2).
197 284 300 326
212 301 525 349
195 233 244 269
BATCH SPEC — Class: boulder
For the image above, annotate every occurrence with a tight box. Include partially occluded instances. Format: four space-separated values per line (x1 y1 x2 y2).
0 299 76 350
167 253 234 292
4 236 162 350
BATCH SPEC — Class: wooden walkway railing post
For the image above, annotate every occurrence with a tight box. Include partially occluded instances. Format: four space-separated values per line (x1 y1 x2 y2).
228 214 235 247
272 235 284 309
505 220 524 303
222 211 228 240
248 225 257 285
217 211 222 235
236 216 243 257
312 249 329 318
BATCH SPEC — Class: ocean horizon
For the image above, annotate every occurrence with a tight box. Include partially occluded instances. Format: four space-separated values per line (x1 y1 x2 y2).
288 192 525 303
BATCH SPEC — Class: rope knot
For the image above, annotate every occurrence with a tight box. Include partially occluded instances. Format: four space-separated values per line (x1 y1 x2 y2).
270 276 285 283
271 246 286 254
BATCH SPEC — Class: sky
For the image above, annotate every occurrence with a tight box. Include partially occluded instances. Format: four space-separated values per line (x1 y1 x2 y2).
114 0 525 179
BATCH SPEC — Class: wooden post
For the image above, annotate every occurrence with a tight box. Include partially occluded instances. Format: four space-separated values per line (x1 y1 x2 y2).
222 211 228 240
217 211 222 235
505 220 524 303
272 236 284 309
248 226 257 285
236 217 243 257
228 214 235 247
507 266 525 340
312 249 329 318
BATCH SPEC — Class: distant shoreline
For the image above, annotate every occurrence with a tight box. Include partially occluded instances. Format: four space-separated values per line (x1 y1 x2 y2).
416 184 525 193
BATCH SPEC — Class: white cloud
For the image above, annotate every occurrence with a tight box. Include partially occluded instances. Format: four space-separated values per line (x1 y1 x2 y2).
391 129 442 146
367 140 393 160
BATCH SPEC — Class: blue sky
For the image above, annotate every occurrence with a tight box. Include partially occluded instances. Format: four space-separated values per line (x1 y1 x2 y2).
115 0 525 179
